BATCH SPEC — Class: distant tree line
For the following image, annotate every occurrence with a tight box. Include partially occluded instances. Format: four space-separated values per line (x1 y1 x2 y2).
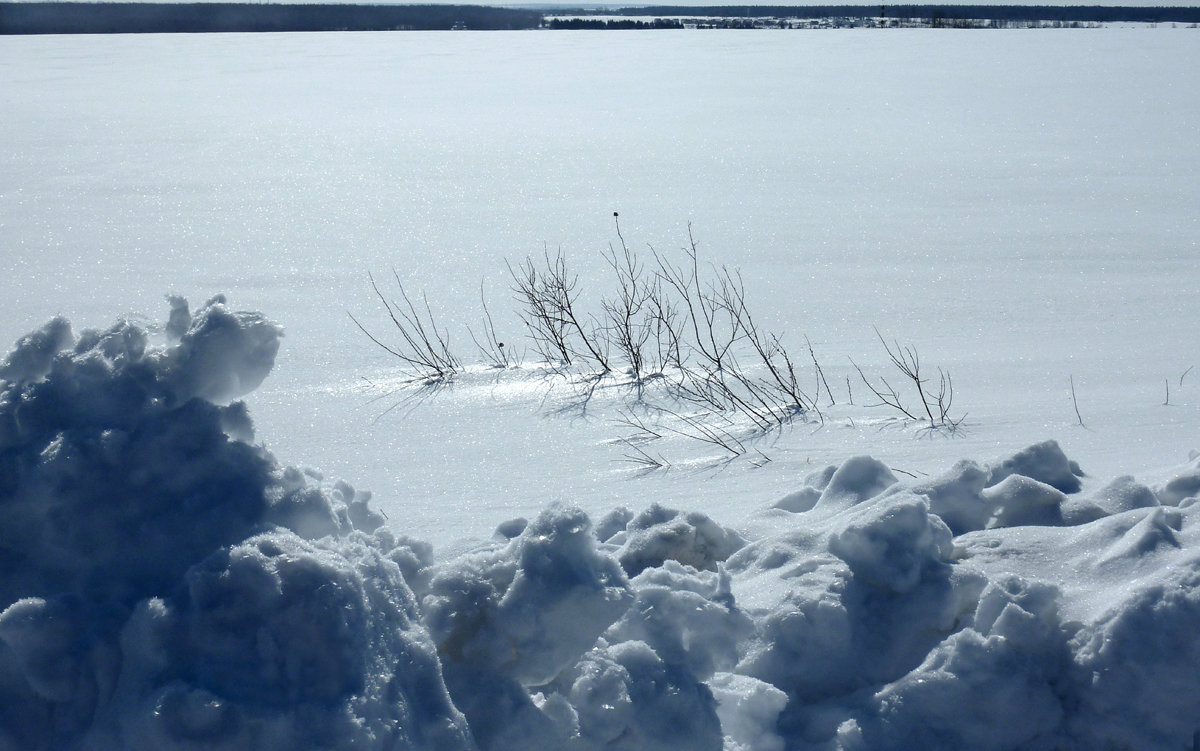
593 5 1200 23
3 1 1198 34
0 2 542 33
546 17 685 29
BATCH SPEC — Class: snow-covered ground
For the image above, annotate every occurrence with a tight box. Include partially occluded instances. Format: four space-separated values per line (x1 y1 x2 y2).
2 29 1199 750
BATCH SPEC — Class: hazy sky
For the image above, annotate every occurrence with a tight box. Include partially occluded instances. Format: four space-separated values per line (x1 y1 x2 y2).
2 0 1187 7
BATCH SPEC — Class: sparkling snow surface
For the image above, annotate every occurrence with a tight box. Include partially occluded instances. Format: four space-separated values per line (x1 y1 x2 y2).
3 30 1196 543
2 30 1199 750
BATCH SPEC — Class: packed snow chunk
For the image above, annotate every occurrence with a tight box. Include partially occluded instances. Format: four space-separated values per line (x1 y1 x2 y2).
803 464 839 491
0 305 472 751
0 316 73 385
438 662 566 751
812 456 898 513
266 484 351 540
594 506 633 543
494 517 528 540
1065 566 1200 751
1155 453 1200 506
1087 475 1159 515
828 494 954 593
605 560 752 681
616 503 746 577
1095 506 1182 565
159 296 283 405
264 472 389 541
561 640 723 751
374 529 437 597
424 504 633 687
0 394 272 609
106 530 473 751
0 596 101 706
709 672 787 751
985 440 1083 494
849 632 1064 751
982 475 1066 528
771 487 821 514
841 575 1067 751
164 294 191 342
911 459 992 535
733 562 859 703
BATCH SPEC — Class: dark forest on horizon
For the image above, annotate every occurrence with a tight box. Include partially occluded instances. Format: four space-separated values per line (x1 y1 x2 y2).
2 1 1198 33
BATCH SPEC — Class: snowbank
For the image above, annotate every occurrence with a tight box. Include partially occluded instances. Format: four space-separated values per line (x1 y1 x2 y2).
3 303 1199 751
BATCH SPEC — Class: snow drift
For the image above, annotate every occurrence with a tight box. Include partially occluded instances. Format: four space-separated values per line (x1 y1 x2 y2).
2 301 1199 750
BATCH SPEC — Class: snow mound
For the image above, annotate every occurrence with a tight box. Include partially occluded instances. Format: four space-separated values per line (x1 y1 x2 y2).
5 305 1200 751
0 302 470 751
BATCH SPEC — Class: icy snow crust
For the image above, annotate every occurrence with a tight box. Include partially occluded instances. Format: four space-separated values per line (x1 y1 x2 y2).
4 304 1200 750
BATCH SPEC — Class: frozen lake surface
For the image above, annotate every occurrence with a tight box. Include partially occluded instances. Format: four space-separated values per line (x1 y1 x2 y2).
4 28 1200 751
4 30 1195 544
3 29 1199 542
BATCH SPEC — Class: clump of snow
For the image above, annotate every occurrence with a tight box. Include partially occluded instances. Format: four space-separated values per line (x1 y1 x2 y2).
0 302 470 751
614 503 746 577
812 456 899 513
983 474 1067 528
828 493 955 593
5 305 1200 751
424 503 632 687
984 439 1084 494
605 561 751 681
1155 453 1200 506
556 638 723 751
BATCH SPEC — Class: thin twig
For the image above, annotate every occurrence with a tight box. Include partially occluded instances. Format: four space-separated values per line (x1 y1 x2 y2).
1070 375 1084 427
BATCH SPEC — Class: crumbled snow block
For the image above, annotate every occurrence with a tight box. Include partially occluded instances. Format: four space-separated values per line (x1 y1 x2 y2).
439 662 565 751
813 456 898 512
101 531 471 751
1088 475 1159 515
164 294 191 342
708 672 787 751
373 529 437 597
605 561 752 681
158 296 283 405
494 517 528 540
1095 506 1182 565
732 561 858 703
911 459 992 534
1058 497 1109 526
265 474 387 542
0 596 94 706
1065 566 1200 751
829 494 954 593
0 316 73 384
331 479 385 534
0 306 470 751
266 484 352 539
983 475 1066 528
424 504 633 687
594 506 633 543
560 640 723 751
847 619 1066 751
1062 474 1159 525
617 504 745 577
1155 454 1200 506
771 486 821 513
803 464 839 491
0 393 272 609
985 440 1083 493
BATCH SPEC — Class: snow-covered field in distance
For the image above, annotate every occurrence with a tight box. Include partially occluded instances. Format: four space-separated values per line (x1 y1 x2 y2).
3 29 1196 545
